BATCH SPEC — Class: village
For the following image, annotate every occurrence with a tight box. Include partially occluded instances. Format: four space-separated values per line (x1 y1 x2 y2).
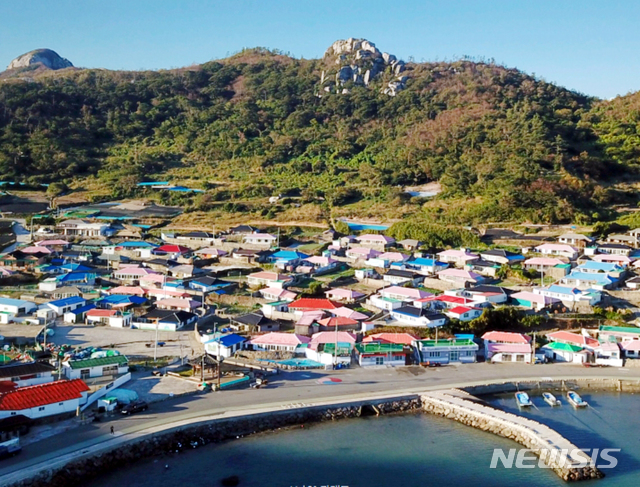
1 203 640 456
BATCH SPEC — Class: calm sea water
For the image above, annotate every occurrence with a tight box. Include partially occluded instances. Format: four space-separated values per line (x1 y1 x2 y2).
92 392 640 487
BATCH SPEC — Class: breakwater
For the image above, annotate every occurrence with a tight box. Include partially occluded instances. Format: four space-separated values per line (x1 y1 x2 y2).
8 377 639 487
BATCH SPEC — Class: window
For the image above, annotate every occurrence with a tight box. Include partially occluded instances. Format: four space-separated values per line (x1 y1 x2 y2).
375 357 384 365
38 407 45 411
516 354 525 362
10 412 16 416
59 402 64 406
394 355 404 361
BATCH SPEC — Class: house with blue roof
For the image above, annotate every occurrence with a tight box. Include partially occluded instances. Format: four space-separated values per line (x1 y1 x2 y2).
0 298 37 316
533 285 602 306
96 294 147 309
45 296 86 316
63 304 96 323
38 272 97 292
269 250 309 269
560 271 618 290
188 277 235 294
404 258 448 275
576 261 624 276
204 333 247 359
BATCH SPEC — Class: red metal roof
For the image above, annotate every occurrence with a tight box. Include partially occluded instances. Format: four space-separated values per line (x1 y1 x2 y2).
0 379 89 410
156 245 191 253
363 333 417 345
317 316 359 327
448 306 478 315
86 309 118 317
289 298 341 310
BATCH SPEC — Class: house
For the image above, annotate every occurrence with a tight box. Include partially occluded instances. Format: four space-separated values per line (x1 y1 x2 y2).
482 331 532 363
0 250 46 270
204 333 247 359
247 271 293 289
0 298 37 316
171 231 216 247
390 306 448 328
156 298 200 312
594 342 623 366
38 272 97 292
194 248 228 260
560 270 619 290
378 286 433 302
188 277 235 295
56 219 112 238
154 244 192 258
510 291 561 311
301 255 340 274
108 286 147 297
132 309 197 332
445 306 482 321
597 324 640 344
355 268 377 280
230 311 280 333
259 287 297 302
45 296 86 316
316 316 360 332
480 249 525 266
547 330 599 349
354 343 408 367
363 333 417 345
248 333 310 352
541 341 587 363
113 266 161 282
398 239 421 251
0 362 55 387
533 285 601 306
63 304 96 324
231 249 269 263
383 269 424 286
229 225 258 235
269 250 309 268
460 285 508 304
404 258 448 275
243 233 277 247
324 288 365 304
85 309 132 328
305 331 356 366
437 268 485 286
626 276 640 289
0 379 89 420
534 243 579 260
412 338 478 365
169 264 205 279
346 247 382 261
596 243 632 256
331 307 369 321
593 253 633 264
437 249 479 267
355 234 395 249
621 340 640 359
524 257 566 269
558 233 594 248
606 234 638 248
63 355 129 380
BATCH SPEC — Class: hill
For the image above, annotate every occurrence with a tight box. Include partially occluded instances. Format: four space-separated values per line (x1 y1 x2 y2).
0 39 637 227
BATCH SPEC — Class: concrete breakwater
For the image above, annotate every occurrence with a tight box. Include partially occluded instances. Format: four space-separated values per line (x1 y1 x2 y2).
421 390 603 482
5 397 421 487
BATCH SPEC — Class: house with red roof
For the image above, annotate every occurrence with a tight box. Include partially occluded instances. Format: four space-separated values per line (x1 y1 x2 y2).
546 331 599 350
445 306 483 322
154 244 192 257
0 379 89 420
85 309 132 328
316 316 360 332
288 298 341 315
363 333 418 345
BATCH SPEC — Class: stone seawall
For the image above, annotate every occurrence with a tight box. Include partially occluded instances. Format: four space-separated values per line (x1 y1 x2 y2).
7 397 421 487
421 391 603 482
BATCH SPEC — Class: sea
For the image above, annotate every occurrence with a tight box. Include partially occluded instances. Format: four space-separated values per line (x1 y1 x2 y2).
93 391 640 487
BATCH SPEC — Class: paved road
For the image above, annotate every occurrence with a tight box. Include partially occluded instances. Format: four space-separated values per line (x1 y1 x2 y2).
0 363 639 484
0 219 30 254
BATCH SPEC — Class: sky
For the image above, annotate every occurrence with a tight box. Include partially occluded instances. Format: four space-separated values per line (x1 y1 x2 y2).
1 0 639 99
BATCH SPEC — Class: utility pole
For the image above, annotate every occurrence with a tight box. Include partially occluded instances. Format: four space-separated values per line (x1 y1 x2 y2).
333 319 338 368
154 322 159 361
531 332 536 365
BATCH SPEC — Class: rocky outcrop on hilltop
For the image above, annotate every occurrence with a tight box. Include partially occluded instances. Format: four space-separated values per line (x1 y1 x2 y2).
320 38 408 96
7 49 73 71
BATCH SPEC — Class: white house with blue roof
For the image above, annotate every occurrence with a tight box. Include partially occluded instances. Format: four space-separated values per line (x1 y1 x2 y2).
46 296 86 316
404 258 448 275
64 304 96 323
533 285 601 306
559 261 625 290
269 250 309 269
0 298 37 316
203 333 247 359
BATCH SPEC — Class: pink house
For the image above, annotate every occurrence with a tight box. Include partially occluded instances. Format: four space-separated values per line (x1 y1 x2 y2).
437 249 479 267
346 247 382 260
356 234 395 249
325 288 366 303
437 268 484 285
156 298 200 311
249 332 310 352
482 331 532 363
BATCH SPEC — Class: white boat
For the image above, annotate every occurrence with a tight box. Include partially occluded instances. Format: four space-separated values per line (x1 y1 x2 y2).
567 390 588 408
515 392 533 408
543 392 560 406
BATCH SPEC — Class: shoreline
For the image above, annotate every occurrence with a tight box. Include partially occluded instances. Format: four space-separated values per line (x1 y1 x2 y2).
4 377 640 487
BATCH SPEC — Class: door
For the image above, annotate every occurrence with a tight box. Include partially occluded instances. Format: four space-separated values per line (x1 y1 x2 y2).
450 350 459 362
80 369 90 379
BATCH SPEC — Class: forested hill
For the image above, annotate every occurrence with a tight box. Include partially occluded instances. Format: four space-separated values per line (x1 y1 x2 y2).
0 39 638 225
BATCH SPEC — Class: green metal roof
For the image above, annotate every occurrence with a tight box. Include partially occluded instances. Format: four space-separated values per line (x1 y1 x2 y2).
545 342 583 352
355 343 404 354
599 325 640 335
417 339 476 348
68 355 128 369
321 343 352 355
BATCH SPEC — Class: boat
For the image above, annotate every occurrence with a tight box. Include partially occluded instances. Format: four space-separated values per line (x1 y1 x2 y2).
543 392 560 406
567 390 588 408
515 392 533 408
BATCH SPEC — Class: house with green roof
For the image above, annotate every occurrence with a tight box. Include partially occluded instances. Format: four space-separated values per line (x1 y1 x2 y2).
412 338 478 365
598 325 640 343
354 343 408 367
62 354 129 380
540 341 587 364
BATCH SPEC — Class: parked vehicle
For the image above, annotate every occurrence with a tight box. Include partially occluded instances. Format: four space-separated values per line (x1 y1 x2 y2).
121 401 149 415
0 438 21 460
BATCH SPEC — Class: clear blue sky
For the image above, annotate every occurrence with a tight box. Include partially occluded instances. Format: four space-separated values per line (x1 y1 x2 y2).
1 0 638 99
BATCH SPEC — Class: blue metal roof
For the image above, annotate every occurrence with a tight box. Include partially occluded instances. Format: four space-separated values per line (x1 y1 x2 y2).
209 334 246 348
565 271 617 284
68 304 96 315
115 241 156 248
409 258 443 267
271 250 309 260
48 296 86 308
547 285 581 295
577 261 622 272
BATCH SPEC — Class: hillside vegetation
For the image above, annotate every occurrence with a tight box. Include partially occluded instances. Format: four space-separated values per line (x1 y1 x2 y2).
0 44 639 226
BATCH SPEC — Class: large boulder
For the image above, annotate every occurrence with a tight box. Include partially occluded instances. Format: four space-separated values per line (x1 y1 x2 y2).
7 49 73 71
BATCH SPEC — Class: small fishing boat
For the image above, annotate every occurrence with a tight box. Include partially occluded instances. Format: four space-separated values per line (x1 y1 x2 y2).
543 392 560 406
567 390 588 408
515 392 533 408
